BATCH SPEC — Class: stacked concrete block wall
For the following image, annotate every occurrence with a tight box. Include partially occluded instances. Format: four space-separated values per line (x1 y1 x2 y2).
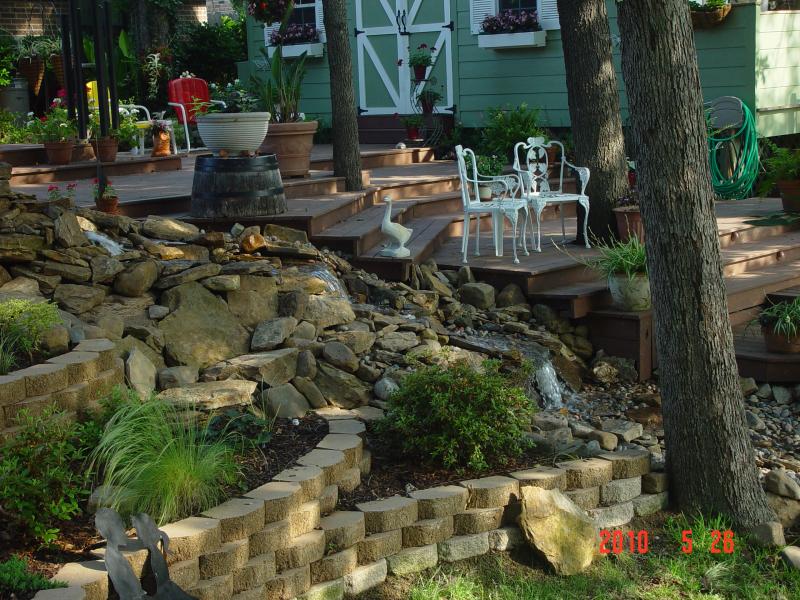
0 338 121 440
43 410 670 600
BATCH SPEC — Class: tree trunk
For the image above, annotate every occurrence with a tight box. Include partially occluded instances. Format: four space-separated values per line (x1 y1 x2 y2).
557 0 628 242
323 0 363 191
616 2 774 529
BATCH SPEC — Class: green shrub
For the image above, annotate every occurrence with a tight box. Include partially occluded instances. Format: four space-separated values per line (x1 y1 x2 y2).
0 556 65 598
377 360 535 471
0 299 62 374
172 16 247 85
481 103 546 161
0 407 92 545
91 399 239 524
759 297 800 340
758 139 800 197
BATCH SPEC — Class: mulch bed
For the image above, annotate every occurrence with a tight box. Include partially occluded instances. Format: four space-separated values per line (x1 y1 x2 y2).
0 414 328 585
338 422 550 509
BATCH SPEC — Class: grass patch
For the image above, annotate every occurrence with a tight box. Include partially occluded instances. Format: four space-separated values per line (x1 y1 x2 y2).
360 514 800 600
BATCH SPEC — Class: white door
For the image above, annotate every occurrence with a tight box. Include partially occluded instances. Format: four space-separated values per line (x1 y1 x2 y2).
355 0 453 115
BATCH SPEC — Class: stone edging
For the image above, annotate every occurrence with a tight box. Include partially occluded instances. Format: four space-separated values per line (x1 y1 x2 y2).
0 338 122 438
40 406 670 600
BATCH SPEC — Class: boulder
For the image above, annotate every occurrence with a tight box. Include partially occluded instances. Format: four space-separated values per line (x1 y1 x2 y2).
158 282 250 369
153 262 222 289
296 350 317 378
459 282 495 309
327 330 376 355
767 492 800 529
116 335 166 371
125 347 157 398
201 274 240 292
293 321 317 341
202 348 299 386
518 486 597 576
264 383 311 418
292 377 327 408
142 216 199 242
113 261 159 297
53 212 89 248
373 377 398 401
278 289 309 320
157 366 199 390
251 317 298 352
53 284 106 314
496 283 526 308
375 331 419 353
42 261 91 283
313 362 371 408
322 341 359 373
158 380 257 410
41 324 70 355
764 470 800 500
227 275 279 328
303 295 355 330
91 255 125 283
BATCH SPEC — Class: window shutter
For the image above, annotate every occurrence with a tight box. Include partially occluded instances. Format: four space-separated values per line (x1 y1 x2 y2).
315 0 326 42
471 0 497 34
537 0 560 30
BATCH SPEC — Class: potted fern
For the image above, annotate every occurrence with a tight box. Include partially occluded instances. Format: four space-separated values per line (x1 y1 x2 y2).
759 298 800 354
588 237 650 311
475 154 505 200
758 141 800 213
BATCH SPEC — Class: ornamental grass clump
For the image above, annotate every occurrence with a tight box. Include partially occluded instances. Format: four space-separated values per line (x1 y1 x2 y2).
91 399 239 525
759 297 800 341
588 235 648 279
376 360 535 472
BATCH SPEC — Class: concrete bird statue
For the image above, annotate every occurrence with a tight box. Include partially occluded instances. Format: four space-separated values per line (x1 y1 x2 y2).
378 195 413 258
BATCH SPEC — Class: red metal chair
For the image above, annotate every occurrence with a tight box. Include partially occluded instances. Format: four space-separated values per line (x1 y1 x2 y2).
167 77 224 154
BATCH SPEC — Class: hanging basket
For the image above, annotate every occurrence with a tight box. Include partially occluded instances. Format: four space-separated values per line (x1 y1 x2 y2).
18 57 45 96
691 5 732 29
50 53 66 88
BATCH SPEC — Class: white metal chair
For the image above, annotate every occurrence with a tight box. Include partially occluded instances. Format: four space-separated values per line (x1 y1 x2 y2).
513 137 591 252
455 145 529 264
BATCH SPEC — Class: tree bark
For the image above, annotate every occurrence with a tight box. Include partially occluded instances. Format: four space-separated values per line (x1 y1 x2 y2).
557 0 628 242
323 0 363 191
616 3 774 529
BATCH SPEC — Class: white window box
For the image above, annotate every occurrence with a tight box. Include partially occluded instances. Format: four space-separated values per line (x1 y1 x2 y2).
268 42 324 58
478 30 547 49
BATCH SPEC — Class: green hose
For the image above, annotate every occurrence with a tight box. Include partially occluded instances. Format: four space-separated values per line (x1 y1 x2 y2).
707 101 760 200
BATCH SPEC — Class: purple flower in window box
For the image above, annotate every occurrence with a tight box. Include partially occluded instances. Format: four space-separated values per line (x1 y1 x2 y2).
480 10 541 34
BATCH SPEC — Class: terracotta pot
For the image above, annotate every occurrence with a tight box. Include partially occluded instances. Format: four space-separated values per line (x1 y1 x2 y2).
50 53 65 88
152 131 171 157
413 65 427 81
691 5 732 29
762 326 800 354
259 120 318 178
405 126 420 140
90 137 119 163
608 273 651 312
613 207 645 243
778 180 800 213
43 140 73 165
95 195 120 215
18 57 45 96
628 170 637 189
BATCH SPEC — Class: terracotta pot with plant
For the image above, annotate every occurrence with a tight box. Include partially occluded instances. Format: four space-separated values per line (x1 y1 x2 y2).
417 88 442 115
399 114 423 141
758 297 800 354
759 140 800 213
408 43 436 81
87 108 121 162
474 154 506 200
93 178 120 214
613 189 644 243
27 97 77 165
150 119 172 157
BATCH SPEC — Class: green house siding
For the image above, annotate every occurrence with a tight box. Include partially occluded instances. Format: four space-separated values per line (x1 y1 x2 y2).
755 9 800 137
242 1 800 136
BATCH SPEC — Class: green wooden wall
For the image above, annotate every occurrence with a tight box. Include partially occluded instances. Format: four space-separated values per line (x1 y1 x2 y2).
239 2 800 137
755 9 800 137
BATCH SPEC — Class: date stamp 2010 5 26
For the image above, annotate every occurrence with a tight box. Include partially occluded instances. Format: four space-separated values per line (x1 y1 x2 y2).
599 529 735 555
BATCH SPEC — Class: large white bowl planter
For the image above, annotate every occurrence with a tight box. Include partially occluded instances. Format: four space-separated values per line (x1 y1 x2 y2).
478 30 547 49
608 273 651 311
196 112 271 156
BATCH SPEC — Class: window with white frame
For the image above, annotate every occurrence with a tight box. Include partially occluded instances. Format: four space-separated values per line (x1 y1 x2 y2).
471 0 559 33
264 0 326 47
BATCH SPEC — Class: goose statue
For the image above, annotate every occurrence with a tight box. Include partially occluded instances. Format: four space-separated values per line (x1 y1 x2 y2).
377 195 413 258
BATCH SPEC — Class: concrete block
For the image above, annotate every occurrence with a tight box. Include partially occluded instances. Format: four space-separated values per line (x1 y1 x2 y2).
199 539 249 579
386 544 438 576
53 561 108 600
160 517 222 565
0 373 26 406
245 481 302 523
297 449 348 485
202 498 265 542
633 492 669 516
488 526 524 552
298 579 344 600
310 547 358 584
232 586 266 600
19 363 69 396
409 485 469 519
588 502 634 528
320 484 339 516
328 420 366 436
336 467 361 493
275 530 325 571
169 558 200 590
437 533 490 563
320 511 366 551
597 449 651 479
359 449 371 476
402 517 453 547
452 508 503 535
188 574 233 600
356 496 418 534
556 458 613 489
233 553 276 594
357 530 402 565
564 487 600 510
600 477 642 506
317 434 363 469
288 500 321 538
249 519 290 557
274 465 326 503
460 476 520 509
264 565 311 600
46 351 101 385
343 559 387 597
642 472 668 494
74 338 116 370
509 466 567 490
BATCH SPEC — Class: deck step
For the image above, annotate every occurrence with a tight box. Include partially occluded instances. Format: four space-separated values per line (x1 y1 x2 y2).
734 329 800 382
720 230 800 276
766 285 800 305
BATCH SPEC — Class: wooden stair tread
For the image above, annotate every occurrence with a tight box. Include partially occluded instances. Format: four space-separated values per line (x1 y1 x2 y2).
359 215 456 261
767 286 800 303
720 229 800 263
312 202 413 239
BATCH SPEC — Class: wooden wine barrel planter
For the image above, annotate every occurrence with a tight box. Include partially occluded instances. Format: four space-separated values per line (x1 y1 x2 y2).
190 154 287 218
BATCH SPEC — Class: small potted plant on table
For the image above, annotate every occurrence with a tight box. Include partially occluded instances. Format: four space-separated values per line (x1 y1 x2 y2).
400 114 423 140
613 189 644 243
93 178 120 214
409 43 435 81
475 154 506 200
759 297 800 354
195 80 271 157
589 236 650 311
27 98 77 165
758 141 800 213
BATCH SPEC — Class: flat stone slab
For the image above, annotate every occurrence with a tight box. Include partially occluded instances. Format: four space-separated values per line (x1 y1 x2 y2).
356 496 419 534
158 380 256 410
327 419 366 436
600 419 643 442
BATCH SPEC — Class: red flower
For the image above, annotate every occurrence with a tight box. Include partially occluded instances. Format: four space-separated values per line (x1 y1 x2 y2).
93 178 99 184
57 88 66 98
418 43 428 49
48 184 58 191
40 116 47 122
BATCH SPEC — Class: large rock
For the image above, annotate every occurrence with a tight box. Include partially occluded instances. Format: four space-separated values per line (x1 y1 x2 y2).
116 335 166 371
153 262 221 289
327 331 376 355
142 216 199 242
322 341 359 373
202 348 299 386
91 255 125 283
375 331 419 353
157 366 199 390
53 284 106 314
496 283 526 308
518 486 597 576
767 492 800 529
459 283 495 310
158 380 257 410
125 347 156 398
264 383 311 418
313 362 371 408
113 261 159 297
227 275 279 328
251 317 298 352
159 282 250 369
303 295 355 330
764 470 800 500
54 212 89 248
